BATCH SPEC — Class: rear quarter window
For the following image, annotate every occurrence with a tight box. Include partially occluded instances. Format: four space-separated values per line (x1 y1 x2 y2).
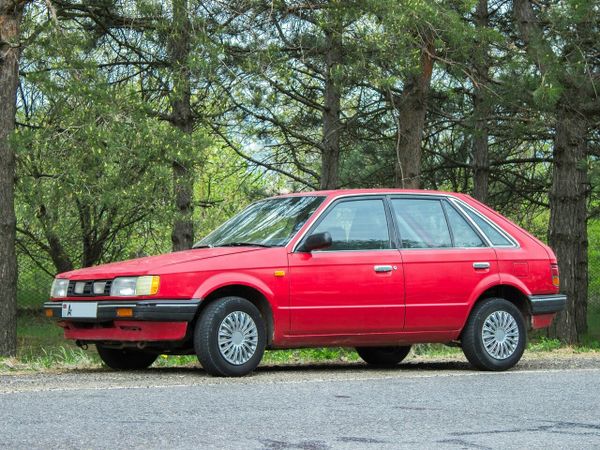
456 202 515 247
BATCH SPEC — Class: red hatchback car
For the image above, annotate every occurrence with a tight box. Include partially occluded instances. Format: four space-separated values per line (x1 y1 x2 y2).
45 189 566 376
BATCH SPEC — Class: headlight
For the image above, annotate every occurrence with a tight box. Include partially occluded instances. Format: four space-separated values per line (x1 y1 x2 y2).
51 278 69 298
110 276 160 296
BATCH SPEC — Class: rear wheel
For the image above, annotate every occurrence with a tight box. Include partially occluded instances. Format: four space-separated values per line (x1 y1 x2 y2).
194 296 267 377
96 344 157 370
461 298 526 371
355 345 412 367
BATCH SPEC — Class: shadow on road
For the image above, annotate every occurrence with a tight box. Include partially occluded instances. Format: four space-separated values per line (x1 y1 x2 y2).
60 360 474 377
255 360 474 373
30 354 600 380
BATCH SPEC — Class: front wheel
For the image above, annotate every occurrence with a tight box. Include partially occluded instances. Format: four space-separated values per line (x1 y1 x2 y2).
96 344 158 370
461 298 526 371
355 345 412 367
194 296 267 377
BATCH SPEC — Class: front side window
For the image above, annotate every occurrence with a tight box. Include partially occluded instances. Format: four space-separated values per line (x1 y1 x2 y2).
391 198 452 249
196 196 325 247
308 199 392 250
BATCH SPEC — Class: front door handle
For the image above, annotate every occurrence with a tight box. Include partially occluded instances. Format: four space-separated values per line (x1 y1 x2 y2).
374 265 393 273
473 262 490 270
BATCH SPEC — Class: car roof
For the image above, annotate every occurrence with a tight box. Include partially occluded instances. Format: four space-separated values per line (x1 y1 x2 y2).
271 188 469 200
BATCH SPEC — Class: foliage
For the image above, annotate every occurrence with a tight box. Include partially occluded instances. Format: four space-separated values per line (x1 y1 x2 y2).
13 3 275 274
14 77 176 270
4 0 600 345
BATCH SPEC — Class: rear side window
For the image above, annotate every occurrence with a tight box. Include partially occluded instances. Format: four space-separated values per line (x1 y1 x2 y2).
391 199 452 248
458 203 514 246
443 202 486 248
310 199 391 250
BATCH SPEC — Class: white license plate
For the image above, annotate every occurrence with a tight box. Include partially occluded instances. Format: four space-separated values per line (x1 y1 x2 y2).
61 302 97 318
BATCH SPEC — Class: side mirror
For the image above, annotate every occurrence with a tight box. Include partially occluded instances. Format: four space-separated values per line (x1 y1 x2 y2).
298 232 332 252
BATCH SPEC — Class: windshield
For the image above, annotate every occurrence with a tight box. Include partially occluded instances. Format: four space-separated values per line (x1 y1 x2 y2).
195 195 325 248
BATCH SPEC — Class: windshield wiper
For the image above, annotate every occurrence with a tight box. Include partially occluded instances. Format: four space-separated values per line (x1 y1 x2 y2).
192 244 212 249
218 242 273 248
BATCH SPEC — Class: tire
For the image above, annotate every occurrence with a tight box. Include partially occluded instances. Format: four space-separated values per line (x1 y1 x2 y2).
355 345 412 367
96 344 158 370
194 296 267 377
461 298 526 371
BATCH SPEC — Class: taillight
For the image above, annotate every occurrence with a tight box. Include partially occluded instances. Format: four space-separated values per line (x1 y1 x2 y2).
551 263 560 288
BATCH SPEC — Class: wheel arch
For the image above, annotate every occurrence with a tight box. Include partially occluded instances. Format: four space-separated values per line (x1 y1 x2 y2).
462 284 531 333
196 284 275 346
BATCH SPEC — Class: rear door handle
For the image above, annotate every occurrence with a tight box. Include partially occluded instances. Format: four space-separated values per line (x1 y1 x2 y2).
374 265 393 273
473 262 490 270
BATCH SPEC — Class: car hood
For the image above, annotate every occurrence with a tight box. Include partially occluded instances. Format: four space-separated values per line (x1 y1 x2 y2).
60 247 267 280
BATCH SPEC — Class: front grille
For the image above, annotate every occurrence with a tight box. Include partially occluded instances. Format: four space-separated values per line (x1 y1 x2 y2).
67 280 112 297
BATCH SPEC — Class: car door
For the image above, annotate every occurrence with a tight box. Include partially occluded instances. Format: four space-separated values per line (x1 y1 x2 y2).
390 196 500 332
287 197 405 335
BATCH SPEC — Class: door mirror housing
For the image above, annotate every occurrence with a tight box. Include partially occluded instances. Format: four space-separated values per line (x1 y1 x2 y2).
298 232 332 252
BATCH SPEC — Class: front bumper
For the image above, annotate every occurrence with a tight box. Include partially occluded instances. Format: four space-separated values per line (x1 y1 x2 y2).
528 294 567 315
44 299 201 343
43 299 201 322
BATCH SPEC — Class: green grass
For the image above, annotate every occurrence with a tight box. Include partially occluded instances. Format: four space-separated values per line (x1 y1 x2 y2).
142 349 360 369
17 313 72 353
527 337 562 352
19 347 97 369
0 314 98 372
263 347 361 364
411 343 462 357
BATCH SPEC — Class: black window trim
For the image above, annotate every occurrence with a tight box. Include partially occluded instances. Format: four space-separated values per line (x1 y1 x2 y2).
294 195 396 253
440 200 456 247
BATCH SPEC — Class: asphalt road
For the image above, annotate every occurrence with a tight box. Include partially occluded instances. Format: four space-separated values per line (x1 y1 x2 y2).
1 360 600 449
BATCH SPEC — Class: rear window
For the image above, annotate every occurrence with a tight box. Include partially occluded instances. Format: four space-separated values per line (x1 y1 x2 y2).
391 199 452 249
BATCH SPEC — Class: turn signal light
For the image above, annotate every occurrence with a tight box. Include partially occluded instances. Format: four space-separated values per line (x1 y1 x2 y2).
551 264 560 288
116 308 134 317
45 309 53 317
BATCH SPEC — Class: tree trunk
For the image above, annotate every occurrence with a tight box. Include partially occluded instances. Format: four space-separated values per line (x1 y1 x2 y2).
37 204 74 273
393 40 434 189
168 0 194 251
171 159 194 250
471 0 490 202
320 23 342 190
514 0 590 343
48 235 74 273
0 0 25 357
548 105 588 343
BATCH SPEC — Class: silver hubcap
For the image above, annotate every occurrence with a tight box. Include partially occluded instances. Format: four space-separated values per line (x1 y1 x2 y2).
482 311 520 360
218 311 258 365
